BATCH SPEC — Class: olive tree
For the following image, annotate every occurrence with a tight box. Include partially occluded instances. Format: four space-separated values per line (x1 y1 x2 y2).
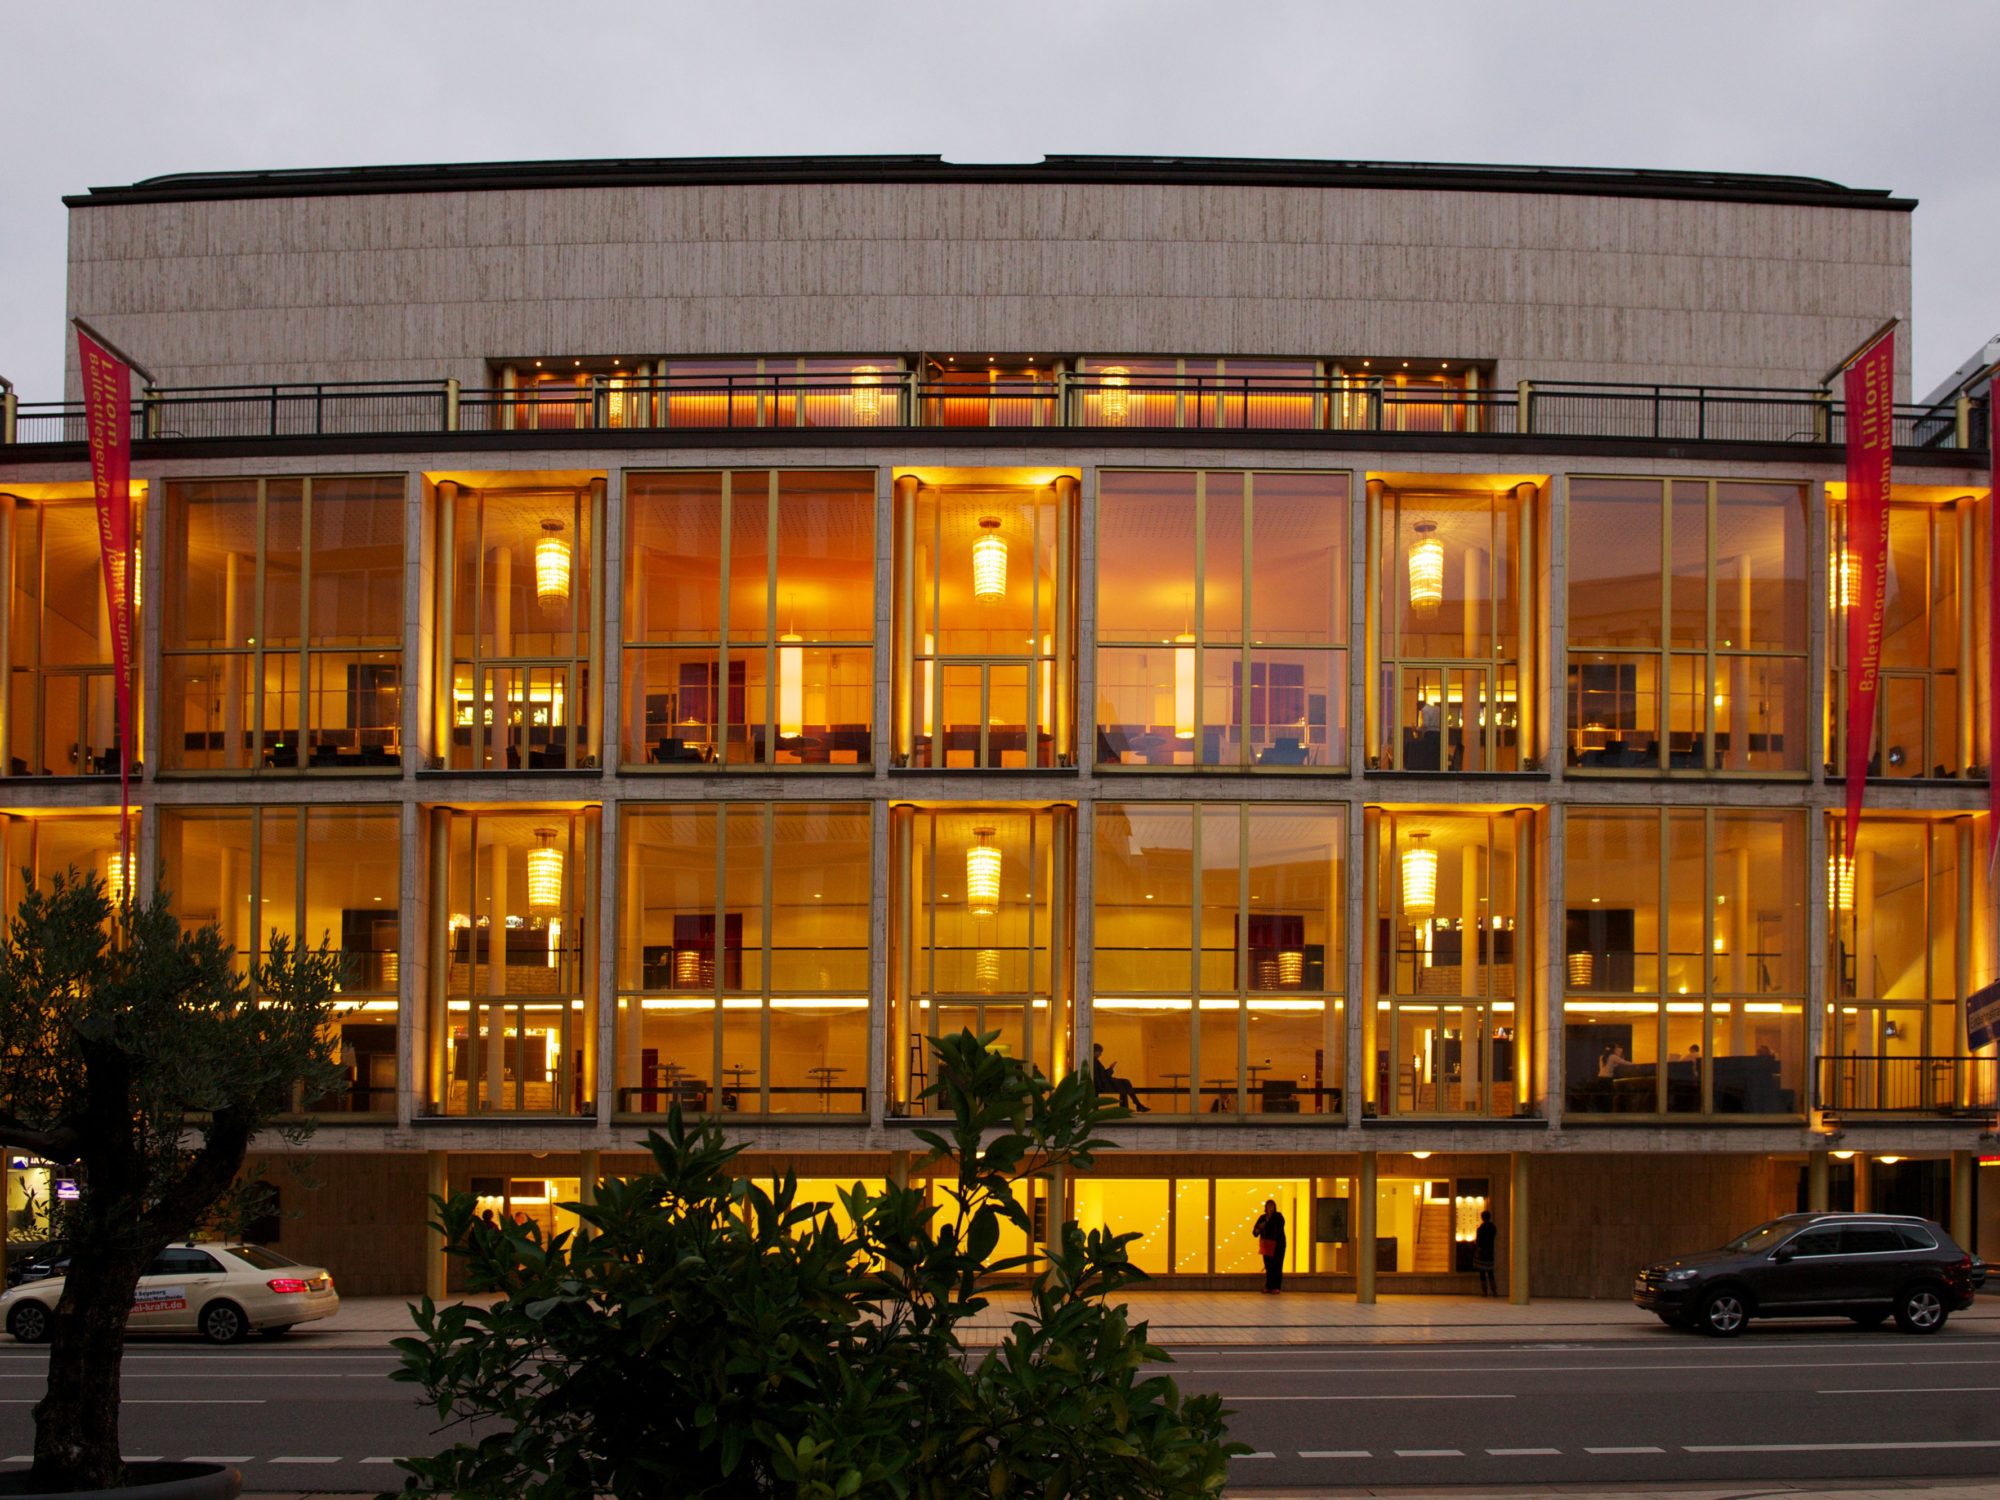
0 872 343 1491
395 1029 1239 1498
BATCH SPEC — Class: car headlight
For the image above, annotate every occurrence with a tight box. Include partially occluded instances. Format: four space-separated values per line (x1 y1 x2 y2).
1664 1268 1699 1282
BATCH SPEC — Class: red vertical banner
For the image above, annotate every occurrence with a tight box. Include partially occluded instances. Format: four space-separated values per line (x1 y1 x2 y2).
1841 332 1895 861
77 328 136 882
1989 379 1999 871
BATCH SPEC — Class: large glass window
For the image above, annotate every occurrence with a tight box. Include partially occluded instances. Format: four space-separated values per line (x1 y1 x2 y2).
160 805 401 1116
442 480 597 770
1369 811 1529 1116
0 810 139 916
1097 470 1347 769
433 807 595 1115
1564 807 1805 1116
4 491 143 778
895 478 1077 768
1370 481 1535 772
615 803 870 1117
623 470 873 768
1824 815 1977 1112
891 806 1073 1112
163 477 403 773
1074 357 1324 431
1567 478 1806 774
1093 804 1344 1116
1828 498 1972 780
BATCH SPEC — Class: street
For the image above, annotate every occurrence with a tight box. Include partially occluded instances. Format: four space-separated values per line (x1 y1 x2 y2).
1185 1325 2000 1490
1 1321 1997 1491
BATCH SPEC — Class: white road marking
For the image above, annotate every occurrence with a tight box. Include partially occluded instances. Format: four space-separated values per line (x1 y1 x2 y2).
1687 1439 2000 1454
1586 1445 1665 1454
1233 1451 1276 1459
1395 1448 1465 1457
361 1457 401 1465
1819 1385 2000 1394
1488 1447 1561 1455
1222 1392 1513 1402
121 1456 163 1462
1300 1449 1371 1458
185 1456 252 1464
270 1455 341 1464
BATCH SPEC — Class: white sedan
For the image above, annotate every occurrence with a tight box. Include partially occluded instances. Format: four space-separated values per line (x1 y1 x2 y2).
2 1242 338 1345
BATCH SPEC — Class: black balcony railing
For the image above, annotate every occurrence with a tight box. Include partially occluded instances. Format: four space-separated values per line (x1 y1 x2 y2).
4 371 1989 454
1817 1054 1999 1117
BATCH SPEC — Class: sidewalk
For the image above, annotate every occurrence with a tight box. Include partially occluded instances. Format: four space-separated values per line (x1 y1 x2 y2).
320 1289 2000 1347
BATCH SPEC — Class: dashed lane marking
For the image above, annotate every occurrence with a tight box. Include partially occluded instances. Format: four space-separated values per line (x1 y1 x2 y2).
1394 1448 1465 1457
270 1456 342 1464
1233 1451 1276 1459
1686 1439 2000 1454
1586 1445 1665 1454
1488 1447 1562 1455
1300 1450 1372 1458
184 1457 252 1464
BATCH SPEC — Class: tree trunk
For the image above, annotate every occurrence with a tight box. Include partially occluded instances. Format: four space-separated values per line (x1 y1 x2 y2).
31 1241 147 1491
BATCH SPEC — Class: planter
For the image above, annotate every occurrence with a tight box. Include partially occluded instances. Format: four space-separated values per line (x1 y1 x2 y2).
0 1462 240 1499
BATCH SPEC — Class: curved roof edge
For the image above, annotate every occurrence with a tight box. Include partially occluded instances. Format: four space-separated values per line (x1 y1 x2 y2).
64 153 1915 211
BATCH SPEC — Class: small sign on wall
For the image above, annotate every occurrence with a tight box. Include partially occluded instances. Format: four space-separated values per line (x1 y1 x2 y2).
1313 1196 1350 1244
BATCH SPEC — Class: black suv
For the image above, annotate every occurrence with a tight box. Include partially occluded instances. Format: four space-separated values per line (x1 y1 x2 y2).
1634 1212 1976 1337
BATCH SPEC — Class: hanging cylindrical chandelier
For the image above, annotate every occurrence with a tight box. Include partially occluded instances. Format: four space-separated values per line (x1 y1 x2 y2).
1408 521 1444 618
1100 365 1132 421
972 517 1007 601
778 632 805 737
674 948 702 988
1832 548 1859 611
1828 849 1854 910
851 364 883 421
536 520 572 605
104 850 132 906
1173 632 1196 739
526 828 564 910
975 947 1001 993
967 826 1001 917
1401 830 1438 920
1566 949 1595 988
1277 949 1305 988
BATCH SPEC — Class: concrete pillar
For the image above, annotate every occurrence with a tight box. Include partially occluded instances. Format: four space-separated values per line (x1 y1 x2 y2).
1509 1151 1531 1305
485 840 509 1110
1951 1150 1975 1250
1356 1151 1378 1304
1045 1165 1067 1256
1853 1153 1872 1213
1807 1151 1830 1213
1460 844 1482 1110
425 1151 448 1303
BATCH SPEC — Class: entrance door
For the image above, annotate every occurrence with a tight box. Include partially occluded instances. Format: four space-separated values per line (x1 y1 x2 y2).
1395 663 1510 772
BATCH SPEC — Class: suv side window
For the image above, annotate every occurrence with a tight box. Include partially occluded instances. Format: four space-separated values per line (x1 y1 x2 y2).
1842 1226 1905 1255
1784 1228 1843 1257
1894 1225 1938 1251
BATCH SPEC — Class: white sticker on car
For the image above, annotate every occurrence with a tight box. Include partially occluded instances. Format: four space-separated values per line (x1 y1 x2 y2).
132 1286 187 1313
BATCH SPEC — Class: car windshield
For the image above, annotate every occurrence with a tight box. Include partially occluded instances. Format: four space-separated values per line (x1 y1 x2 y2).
224 1245 300 1270
1722 1220 1800 1253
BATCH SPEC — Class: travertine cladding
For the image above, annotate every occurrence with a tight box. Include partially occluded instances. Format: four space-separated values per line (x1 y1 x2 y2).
64 182 1911 396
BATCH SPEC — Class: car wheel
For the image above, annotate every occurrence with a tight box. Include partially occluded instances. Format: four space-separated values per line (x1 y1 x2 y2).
200 1300 249 1345
7 1302 51 1343
1699 1287 1749 1337
1893 1284 1948 1335
1849 1310 1890 1329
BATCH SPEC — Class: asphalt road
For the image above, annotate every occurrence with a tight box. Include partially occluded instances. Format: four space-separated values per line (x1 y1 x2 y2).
1183 1324 2000 1490
0 1322 1997 1491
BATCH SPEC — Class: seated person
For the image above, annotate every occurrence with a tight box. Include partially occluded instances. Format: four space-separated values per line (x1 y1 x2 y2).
1090 1043 1151 1113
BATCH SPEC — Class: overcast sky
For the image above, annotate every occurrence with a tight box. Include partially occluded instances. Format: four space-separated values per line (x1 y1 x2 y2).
6 1 1996 402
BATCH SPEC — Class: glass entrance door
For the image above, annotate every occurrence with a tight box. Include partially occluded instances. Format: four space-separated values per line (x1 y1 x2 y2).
1393 663 1515 772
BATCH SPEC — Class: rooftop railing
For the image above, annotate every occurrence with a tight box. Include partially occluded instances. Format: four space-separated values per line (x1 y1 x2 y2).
2 371 1988 453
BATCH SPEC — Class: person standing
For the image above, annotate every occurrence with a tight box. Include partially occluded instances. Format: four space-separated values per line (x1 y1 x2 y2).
1253 1198 1287 1293
1473 1208 1498 1296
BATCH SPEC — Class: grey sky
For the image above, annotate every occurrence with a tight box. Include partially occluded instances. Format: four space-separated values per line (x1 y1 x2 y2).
6 0 1996 401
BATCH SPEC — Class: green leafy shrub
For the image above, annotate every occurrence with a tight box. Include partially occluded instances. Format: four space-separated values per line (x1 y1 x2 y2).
392 1030 1240 1498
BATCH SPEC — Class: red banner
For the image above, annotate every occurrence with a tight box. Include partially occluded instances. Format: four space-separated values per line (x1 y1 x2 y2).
1990 379 1999 872
1840 332 1895 861
78 329 136 875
